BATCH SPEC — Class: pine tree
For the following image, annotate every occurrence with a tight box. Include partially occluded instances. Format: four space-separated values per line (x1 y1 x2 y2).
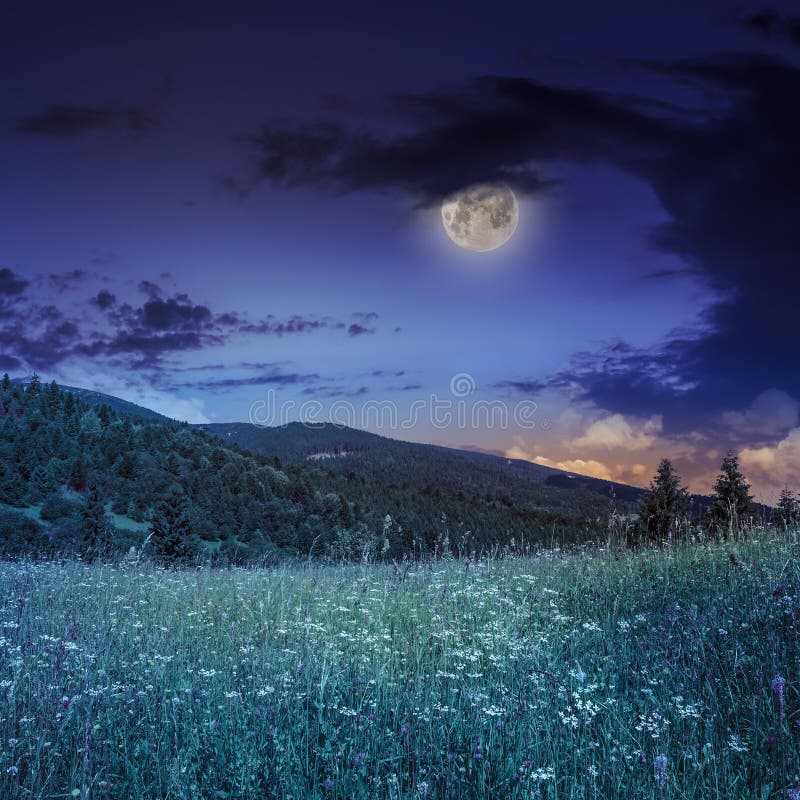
638 458 691 540
0 462 26 506
81 484 109 561
709 453 755 534
149 488 197 563
68 453 88 492
26 464 57 503
774 488 799 529
63 391 75 416
44 380 61 418
24 373 41 401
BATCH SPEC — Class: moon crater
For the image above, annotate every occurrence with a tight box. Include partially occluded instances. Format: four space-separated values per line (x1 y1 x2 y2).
441 184 518 252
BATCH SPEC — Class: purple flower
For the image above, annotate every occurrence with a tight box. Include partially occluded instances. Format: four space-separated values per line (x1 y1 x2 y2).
654 754 667 786
787 788 800 800
773 676 787 723
401 724 409 736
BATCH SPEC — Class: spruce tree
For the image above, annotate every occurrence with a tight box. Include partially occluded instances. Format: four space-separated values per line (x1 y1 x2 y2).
27 464 56 503
44 380 61 418
68 453 88 492
149 488 197 563
709 453 755 534
638 458 691 540
0 462 26 506
24 373 41 401
775 488 799 529
81 484 109 561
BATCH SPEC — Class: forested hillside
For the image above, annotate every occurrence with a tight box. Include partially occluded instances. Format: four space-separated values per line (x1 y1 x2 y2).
0 377 613 562
200 421 642 511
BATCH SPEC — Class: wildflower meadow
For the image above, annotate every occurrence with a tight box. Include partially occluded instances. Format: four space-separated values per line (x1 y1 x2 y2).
2 530 800 799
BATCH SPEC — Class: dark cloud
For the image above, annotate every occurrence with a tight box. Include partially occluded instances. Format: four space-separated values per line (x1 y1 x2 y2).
0 268 29 296
739 9 800 45
493 378 549 395
48 270 87 292
239 315 343 336
10 103 160 138
348 313 379 336
234 80 597 205
0 309 81 372
138 280 162 299
301 385 369 398
77 330 212 361
215 312 241 327
370 369 406 378
90 289 116 310
388 383 423 392
347 323 375 337
496 336 705 431
239 360 291 370
139 297 213 331
0 273 377 376
176 371 320 392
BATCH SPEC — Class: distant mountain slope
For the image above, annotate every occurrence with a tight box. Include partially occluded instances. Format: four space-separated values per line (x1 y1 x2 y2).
0 379 613 563
59 385 171 421
198 421 642 514
428 445 647 503
12 379 170 421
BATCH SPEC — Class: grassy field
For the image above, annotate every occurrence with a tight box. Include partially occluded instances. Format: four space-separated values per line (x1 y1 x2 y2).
1 532 800 799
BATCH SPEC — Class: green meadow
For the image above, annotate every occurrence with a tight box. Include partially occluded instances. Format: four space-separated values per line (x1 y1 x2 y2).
2 531 799 799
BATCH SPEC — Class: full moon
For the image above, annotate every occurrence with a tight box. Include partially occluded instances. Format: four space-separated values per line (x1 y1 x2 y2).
441 183 519 252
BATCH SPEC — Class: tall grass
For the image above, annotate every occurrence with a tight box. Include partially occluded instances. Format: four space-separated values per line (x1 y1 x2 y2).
1 530 799 798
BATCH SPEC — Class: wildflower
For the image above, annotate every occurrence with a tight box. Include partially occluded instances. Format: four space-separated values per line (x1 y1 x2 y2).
788 788 800 800
727 733 749 752
773 676 787 723
654 754 668 786
417 781 430 796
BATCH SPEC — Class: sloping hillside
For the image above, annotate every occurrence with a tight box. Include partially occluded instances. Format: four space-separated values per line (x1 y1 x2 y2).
0 378 611 562
199 421 643 512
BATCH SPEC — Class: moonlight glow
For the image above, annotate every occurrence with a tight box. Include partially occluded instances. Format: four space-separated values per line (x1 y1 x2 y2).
441 184 519 252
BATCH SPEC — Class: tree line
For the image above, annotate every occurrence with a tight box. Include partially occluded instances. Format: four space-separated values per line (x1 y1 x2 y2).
0 376 612 563
635 454 794 543
0 375 793 564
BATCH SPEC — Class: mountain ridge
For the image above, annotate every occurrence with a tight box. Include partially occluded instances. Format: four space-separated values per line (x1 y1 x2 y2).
0 378 617 562
44 381 647 498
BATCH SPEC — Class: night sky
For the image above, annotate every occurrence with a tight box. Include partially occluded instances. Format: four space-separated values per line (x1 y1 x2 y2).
2 1 799 501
